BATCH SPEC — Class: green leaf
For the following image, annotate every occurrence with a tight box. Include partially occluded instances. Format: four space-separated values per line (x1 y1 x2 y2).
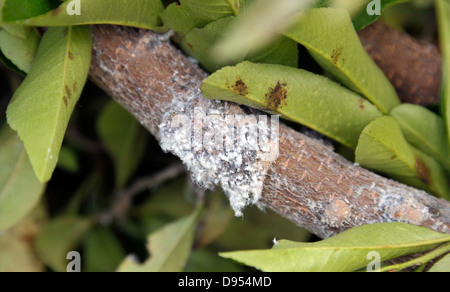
0 0 41 73
0 203 47 272
212 0 314 63
83 227 126 272
248 36 298 68
0 23 31 39
201 61 383 148
0 46 24 74
429 253 450 272
1 0 164 29
1 0 60 21
118 207 201 272
6 26 92 182
412 149 450 199
160 3 204 35
343 0 411 31
437 0 450 149
220 222 450 272
97 100 148 189
182 16 298 72
56 145 79 173
180 0 241 19
0 126 45 230
161 0 243 34
379 242 450 272
390 104 450 171
0 26 40 73
355 116 450 199
35 216 93 272
63 172 101 216
0 231 44 271
283 8 400 114
195 190 234 248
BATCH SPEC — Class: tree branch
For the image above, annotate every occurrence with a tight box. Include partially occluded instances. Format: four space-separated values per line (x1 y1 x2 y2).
358 21 442 106
101 163 186 222
88 25 450 239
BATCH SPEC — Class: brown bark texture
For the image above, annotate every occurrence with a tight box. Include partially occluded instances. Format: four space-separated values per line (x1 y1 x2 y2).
358 21 442 106
88 25 450 239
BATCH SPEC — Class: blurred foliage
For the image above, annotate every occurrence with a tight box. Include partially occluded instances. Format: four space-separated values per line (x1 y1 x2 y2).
0 203 47 272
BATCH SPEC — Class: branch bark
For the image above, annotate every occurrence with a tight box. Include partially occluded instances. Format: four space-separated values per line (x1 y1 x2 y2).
88 25 450 239
358 21 442 106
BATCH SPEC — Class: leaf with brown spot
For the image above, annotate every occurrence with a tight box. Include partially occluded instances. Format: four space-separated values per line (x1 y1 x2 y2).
415 158 431 185
63 96 69 109
359 98 365 110
64 85 72 99
265 81 287 111
330 47 343 65
231 79 249 96
390 104 450 172
202 61 383 148
356 116 450 199
283 8 400 114
6 26 92 182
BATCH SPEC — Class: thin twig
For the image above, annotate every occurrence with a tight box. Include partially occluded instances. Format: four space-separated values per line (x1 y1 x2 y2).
99 163 186 223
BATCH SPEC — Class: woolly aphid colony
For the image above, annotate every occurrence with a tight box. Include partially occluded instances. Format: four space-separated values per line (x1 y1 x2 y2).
159 86 279 216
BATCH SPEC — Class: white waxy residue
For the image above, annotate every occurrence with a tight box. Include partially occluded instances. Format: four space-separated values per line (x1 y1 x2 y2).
158 85 279 216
